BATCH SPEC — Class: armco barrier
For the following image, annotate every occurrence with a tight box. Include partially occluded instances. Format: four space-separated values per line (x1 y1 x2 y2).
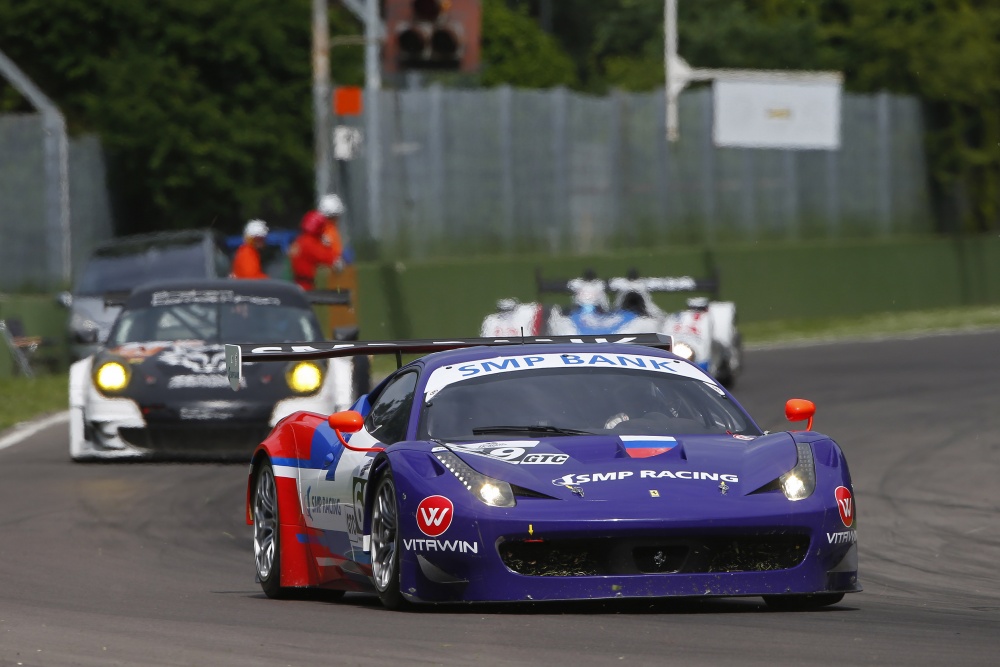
355 236 1000 341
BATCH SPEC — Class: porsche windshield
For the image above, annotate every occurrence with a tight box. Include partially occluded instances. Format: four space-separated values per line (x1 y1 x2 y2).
107 301 322 345
420 367 761 440
76 242 213 295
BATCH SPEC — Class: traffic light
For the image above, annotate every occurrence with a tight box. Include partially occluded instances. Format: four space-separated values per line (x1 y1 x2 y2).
384 0 481 73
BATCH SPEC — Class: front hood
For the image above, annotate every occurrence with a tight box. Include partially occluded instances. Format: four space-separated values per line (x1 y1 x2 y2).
438 432 797 501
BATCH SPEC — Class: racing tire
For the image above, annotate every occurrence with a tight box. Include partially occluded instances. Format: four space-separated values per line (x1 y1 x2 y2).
715 332 743 389
370 470 409 610
253 460 290 599
762 592 845 611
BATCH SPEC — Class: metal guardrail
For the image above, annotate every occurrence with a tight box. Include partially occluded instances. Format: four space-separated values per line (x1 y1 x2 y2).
0 319 34 378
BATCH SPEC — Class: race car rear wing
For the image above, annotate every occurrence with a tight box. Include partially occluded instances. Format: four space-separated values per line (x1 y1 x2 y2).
103 287 351 309
536 268 720 299
307 289 351 307
225 333 673 391
607 272 719 298
535 268 596 295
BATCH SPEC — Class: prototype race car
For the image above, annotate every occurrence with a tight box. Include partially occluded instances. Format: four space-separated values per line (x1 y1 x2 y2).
69 279 360 461
226 333 859 610
480 270 743 386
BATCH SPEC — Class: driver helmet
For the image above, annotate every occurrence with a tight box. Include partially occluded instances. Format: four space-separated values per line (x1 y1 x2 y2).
568 277 610 312
318 193 345 218
244 219 269 239
300 210 326 237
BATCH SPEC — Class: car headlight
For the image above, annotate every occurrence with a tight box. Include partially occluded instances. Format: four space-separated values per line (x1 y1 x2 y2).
779 442 816 501
287 362 323 393
94 361 130 393
433 450 516 508
673 341 695 361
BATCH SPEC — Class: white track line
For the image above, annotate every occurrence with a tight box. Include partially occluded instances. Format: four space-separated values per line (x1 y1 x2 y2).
0 410 69 452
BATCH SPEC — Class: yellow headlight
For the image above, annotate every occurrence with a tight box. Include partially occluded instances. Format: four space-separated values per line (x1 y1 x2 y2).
288 362 323 393
673 342 695 361
95 362 129 391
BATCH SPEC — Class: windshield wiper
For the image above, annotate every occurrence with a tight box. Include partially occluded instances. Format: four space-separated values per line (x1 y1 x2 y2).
471 425 593 437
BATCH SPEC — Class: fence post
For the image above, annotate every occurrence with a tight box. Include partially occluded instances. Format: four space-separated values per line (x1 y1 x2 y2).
700 90 716 244
741 150 756 239
826 147 840 237
0 48 71 287
655 89 672 231
877 91 892 235
609 89 625 244
498 85 515 248
784 150 799 239
428 84 445 255
551 87 569 253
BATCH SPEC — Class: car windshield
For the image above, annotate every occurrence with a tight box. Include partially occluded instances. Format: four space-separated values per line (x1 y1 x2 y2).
107 301 322 345
420 367 761 440
76 241 215 295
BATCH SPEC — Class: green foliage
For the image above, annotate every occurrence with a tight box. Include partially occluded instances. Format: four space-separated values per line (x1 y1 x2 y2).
480 0 577 88
0 0 364 234
507 0 1000 231
815 1 1000 232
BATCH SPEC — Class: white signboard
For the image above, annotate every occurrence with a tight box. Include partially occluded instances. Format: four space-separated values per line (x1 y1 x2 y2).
713 76 841 150
333 126 363 160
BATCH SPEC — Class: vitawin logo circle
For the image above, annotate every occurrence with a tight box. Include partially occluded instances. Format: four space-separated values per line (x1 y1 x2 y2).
416 495 454 537
835 486 854 527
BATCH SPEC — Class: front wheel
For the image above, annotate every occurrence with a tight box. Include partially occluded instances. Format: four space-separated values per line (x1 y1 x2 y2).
370 470 408 610
763 592 845 611
253 460 288 599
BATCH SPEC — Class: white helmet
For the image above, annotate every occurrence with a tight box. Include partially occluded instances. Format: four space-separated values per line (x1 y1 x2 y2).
244 219 269 238
318 193 345 218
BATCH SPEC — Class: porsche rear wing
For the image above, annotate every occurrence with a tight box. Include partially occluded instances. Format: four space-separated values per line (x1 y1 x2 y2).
103 287 351 309
225 333 673 391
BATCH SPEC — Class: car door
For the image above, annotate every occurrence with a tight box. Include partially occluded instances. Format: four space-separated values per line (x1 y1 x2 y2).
302 371 419 567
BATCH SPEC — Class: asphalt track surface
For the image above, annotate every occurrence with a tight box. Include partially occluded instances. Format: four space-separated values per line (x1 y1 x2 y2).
1 331 998 666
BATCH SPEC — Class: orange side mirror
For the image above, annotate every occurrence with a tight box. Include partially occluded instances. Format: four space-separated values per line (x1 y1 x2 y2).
328 410 364 433
785 398 816 431
328 410 383 452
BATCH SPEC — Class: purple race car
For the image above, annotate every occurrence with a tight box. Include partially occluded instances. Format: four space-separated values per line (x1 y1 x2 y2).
225 334 860 610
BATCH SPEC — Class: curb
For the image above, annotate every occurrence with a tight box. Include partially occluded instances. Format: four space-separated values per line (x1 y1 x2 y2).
0 410 69 453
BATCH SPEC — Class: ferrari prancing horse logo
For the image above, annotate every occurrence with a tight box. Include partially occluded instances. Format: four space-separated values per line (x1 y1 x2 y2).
416 495 454 537
835 486 854 527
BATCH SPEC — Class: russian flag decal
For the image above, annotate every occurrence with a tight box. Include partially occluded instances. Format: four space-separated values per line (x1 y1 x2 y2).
620 436 677 458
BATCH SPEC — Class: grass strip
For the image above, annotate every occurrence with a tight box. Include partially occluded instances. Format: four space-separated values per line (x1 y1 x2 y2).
0 372 69 433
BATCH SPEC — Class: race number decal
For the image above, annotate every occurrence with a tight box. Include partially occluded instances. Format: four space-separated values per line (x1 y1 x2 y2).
431 441 567 465
416 495 454 537
835 486 854 527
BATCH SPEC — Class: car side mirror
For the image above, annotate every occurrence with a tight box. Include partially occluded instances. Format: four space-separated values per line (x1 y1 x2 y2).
74 329 99 345
785 399 815 431
328 410 364 433
328 410 384 453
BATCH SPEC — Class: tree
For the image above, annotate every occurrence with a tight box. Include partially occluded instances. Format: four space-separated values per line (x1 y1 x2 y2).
479 0 577 89
0 0 364 234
